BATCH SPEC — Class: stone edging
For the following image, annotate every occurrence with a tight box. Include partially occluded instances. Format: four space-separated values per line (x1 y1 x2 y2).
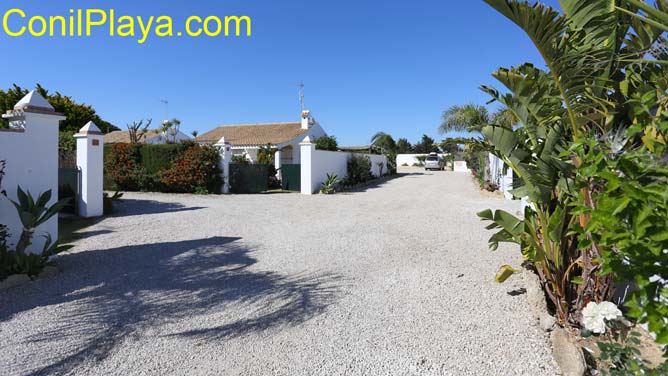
0 265 60 291
522 269 587 376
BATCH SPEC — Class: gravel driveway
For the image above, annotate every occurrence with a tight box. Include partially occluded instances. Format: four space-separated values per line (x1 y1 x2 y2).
0 169 558 375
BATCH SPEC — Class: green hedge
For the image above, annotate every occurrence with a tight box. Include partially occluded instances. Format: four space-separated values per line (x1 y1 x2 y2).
140 144 179 174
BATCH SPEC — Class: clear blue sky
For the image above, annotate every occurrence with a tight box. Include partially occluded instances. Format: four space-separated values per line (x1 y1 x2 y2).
0 0 561 146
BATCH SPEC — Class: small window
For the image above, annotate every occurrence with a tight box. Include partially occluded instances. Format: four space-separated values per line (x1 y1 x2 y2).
426 156 438 161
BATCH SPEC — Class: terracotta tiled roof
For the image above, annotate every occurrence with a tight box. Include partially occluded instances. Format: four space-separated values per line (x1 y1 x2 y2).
104 129 164 144
196 122 307 146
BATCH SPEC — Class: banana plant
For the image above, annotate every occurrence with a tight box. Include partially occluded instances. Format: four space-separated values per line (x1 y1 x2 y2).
617 0 668 32
476 0 661 325
10 187 70 254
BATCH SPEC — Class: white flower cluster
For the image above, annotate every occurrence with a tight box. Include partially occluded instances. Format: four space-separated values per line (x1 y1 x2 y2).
582 301 623 334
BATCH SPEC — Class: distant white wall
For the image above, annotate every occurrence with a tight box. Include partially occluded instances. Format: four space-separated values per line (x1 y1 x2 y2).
301 142 389 194
0 110 64 253
453 161 469 172
396 153 447 166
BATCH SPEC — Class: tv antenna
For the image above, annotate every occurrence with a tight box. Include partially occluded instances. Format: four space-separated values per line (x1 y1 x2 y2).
297 83 305 111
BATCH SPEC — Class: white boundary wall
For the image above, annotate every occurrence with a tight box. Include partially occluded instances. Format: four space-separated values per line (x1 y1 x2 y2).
396 153 447 166
0 92 65 253
300 139 388 194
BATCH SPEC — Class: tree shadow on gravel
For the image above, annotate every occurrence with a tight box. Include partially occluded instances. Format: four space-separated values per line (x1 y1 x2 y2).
0 237 342 376
111 198 206 217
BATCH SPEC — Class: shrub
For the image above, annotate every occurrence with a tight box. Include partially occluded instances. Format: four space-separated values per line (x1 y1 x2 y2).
257 144 280 189
103 191 123 214
105 143 221 194
464 151 486 189
320 173 341 194
105 143 144 191
477 3 667 367
573 137 668 349
58 131 76 152
315 135 338 151
0 186 72 280
140 144 179 174
231 155 250 165
345 154 372 186
415 155 427 166
385 151 397 175
158 144 222 193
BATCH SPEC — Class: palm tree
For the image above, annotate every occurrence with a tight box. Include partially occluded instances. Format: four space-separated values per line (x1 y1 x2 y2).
439 104 515 134
370 132 396 153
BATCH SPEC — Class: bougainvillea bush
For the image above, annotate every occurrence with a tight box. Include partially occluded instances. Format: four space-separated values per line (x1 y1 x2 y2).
105 142 221 194
104 143 145 191
158 144 222 193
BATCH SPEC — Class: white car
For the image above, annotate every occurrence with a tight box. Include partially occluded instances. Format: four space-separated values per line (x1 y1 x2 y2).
425 153 445 171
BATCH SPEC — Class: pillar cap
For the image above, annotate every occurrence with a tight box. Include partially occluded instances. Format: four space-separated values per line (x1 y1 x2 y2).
13 90 63 115
74 121 104 137
300 135 313 145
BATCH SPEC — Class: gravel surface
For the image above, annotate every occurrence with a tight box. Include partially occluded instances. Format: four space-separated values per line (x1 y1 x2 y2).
0 168 558 375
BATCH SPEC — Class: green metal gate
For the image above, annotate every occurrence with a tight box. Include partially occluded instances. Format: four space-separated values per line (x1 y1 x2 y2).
281 164 300 192
58 167 80 212
229 164 269 193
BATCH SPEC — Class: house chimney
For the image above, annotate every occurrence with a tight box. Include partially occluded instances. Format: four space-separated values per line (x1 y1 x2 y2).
301 110 311 130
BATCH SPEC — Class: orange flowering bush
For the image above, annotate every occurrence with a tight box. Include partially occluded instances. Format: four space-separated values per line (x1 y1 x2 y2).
158 144 222 193
105 143 145 191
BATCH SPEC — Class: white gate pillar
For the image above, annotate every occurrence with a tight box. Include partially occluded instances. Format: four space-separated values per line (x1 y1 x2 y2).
300 136 315 195
74 121 104 217
216 137 232 194
0 91 65 253
274 150 282 180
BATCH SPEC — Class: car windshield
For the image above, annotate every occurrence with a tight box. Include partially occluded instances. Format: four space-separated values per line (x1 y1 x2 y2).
426 156 438 161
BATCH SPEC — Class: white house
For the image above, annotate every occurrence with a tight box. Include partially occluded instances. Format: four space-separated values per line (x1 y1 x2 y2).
104 128 191 144
196 110 327 163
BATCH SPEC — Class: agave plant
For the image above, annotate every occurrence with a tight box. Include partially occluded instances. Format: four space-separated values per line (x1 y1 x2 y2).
10 187 70 254
477 0 668 329
320 173 341 195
